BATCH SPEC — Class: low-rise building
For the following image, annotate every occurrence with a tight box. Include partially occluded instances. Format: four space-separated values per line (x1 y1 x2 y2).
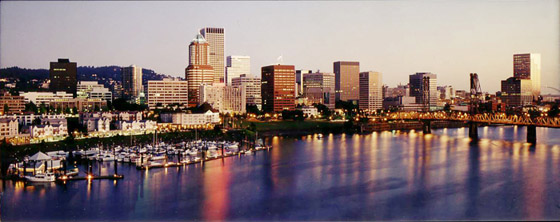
21 91 73 105
117 120 156 131
0 118 19 139
77 81 112 101
163 111 220 126
296 106 319 118
0 92 25 115
30 124 68 140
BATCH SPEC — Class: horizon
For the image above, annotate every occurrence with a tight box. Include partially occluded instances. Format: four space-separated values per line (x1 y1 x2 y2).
1 1 558 93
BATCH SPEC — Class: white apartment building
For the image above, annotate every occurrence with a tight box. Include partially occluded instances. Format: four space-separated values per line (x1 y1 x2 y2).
170 111 220 126
117 120 156 131
199 83 224 111
147 80 189 109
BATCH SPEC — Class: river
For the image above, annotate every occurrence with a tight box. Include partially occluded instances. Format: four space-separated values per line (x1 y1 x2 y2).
2 126 560 221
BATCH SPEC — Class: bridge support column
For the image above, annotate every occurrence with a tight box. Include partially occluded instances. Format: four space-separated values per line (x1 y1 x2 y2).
527 125 537 144
468 121 478 141
422 120 431 134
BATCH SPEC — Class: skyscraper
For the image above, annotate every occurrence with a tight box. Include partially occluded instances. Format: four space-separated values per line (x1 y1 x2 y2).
122 65 143 102
501 77 533 107
225 55 250 85
296 69 312 97
333 61 360 102
409 72 437 110
359 71 383 112
302 72 335 109
49 58 77 95
200 27 225 83
261 65 295 113
513 53 541 98
185 33 214 107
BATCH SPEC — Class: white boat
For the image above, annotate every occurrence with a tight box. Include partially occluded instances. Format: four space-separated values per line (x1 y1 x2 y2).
100 154 116 162
25 172 55 182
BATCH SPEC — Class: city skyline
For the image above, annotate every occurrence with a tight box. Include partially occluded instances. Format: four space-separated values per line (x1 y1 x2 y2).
0 1 558 93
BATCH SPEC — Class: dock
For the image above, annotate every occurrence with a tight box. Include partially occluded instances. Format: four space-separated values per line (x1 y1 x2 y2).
57 174 124 182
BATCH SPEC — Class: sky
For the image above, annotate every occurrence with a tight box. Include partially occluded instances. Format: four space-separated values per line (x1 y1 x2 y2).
1 1 558 94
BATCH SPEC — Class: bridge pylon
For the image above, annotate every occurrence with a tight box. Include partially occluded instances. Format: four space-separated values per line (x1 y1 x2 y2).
527 125 537 144
422 120 431 134
468 121 478 141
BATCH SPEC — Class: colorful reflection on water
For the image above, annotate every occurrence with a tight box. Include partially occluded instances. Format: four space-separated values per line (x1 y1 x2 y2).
2 126 560 220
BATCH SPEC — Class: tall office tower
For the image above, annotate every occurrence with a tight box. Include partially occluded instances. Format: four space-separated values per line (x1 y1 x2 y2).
200 27 225 83
185 33 215 107
302 72 335 109
513 53 541 98
49 58 77 95
501 77 533 107
409 72 437 110
232 74 262 110
225 55 250 85
147 79 189 109
295 69 312 97
122 65 144 104
359 71 383 112
223 85 247 114
333 61 360 102
261 65 296 113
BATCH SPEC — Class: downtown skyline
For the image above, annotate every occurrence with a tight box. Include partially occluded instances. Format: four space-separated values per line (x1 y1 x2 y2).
1 1 558 93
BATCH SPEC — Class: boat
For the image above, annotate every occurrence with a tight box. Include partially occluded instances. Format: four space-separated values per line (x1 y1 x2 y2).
25 172 55 182
317 133 323 139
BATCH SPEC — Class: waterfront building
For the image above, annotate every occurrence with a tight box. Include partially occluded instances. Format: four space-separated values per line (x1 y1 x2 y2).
48 98 107 112
185 33 214 107
0 118 18 139
382 96 422 111
296 106 319 118
232 74 262 110
77 81 112 101
0 92 25 115
49 58 77 95
20 91 73 105
200 27 225 83
302 72 335 109
359 71 383 112
122 65 143 103
296 69 312 97
226 56 250 85
147 80 189 109
501 77 533 107
514 53 541 98
261 65 296 113
333 61 360 102
117 120 156 131
30 124 68 140
83 117 111 132
118 111 143 121
12 114 65 126
162 111 220 126
409 72 438 110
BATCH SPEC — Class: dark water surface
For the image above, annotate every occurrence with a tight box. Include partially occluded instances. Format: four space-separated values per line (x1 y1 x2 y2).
2 126 560 221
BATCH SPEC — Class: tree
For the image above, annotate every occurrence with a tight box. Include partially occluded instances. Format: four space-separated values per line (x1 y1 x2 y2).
443 103 451 112
32 117 41 125
94 105 100 112
3 104 8 114
314 103 332 118
246 104 261 115
548 104 559 117
25 102 38 113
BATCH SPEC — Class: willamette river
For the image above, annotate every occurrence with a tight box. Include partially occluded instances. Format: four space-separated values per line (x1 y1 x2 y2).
2 126 560 221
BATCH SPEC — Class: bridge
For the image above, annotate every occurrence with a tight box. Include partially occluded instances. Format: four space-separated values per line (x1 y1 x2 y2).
370 111 560 144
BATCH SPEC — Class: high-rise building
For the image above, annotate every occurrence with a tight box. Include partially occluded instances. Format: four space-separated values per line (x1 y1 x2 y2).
302 72 335 109
296 69 312 97
122 65 143 102
225 55 250 85
409 72 438 110
261 65 296 113
223 85 246 114
147 80 189 109
200 27 225 83
49 58 77 95
513 53 541 98
333 61 360 101
0 92 25 114
232 74 262 110
359 71 383 112
501 77 533 107
77 81 112 101
185 33 215 107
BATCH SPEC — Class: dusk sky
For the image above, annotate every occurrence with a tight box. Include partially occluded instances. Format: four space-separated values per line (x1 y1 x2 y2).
1 1 558 93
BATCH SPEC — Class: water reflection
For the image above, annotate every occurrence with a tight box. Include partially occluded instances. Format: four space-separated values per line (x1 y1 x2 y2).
2 126 560 220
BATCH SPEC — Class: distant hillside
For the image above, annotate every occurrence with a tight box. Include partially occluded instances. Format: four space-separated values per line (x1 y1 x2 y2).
0 66 175 91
